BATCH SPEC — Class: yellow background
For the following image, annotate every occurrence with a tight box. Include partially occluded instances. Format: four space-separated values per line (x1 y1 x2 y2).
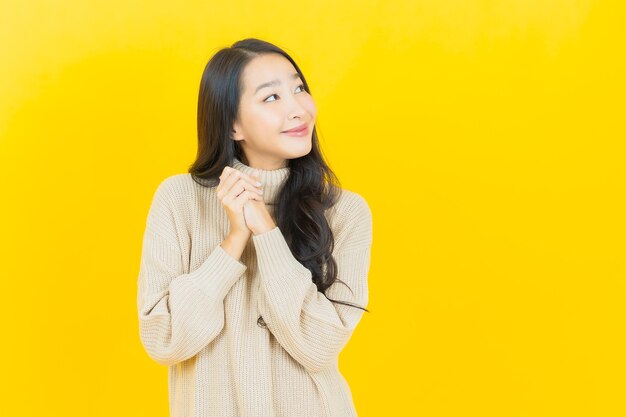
1 0 624 416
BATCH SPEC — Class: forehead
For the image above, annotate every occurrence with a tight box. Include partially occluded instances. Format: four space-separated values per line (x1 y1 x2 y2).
241 53 299 94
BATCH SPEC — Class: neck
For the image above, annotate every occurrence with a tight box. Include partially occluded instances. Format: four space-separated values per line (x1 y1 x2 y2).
232 157 290 205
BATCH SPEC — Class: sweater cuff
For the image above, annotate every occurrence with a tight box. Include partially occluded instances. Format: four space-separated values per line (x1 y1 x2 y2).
183 244 247 301
252 226 307 278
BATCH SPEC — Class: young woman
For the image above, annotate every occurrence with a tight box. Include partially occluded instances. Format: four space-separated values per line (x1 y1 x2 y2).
137 38 373 417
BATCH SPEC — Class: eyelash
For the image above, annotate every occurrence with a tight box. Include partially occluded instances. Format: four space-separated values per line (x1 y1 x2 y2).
264 84 306 102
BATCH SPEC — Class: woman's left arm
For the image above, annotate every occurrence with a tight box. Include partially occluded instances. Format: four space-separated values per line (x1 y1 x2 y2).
252 193 373 373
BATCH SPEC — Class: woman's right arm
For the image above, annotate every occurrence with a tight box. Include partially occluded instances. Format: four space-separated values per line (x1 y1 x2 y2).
136 179 247 366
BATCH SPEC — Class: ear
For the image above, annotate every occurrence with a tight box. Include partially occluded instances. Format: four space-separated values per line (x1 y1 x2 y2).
232 119 244 141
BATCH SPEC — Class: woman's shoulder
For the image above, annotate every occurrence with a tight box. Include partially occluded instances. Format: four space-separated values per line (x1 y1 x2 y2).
327 187 373 251
329 187 371 219
156 173 194 190
150 173 196 208
157 172 197 194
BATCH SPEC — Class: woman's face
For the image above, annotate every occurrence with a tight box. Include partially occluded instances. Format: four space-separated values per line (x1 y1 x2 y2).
232 53 317 169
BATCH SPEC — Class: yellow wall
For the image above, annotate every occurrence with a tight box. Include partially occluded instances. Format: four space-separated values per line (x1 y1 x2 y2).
1 1 624 416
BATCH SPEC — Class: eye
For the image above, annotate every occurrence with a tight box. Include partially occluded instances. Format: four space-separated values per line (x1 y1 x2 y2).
263 84 306 103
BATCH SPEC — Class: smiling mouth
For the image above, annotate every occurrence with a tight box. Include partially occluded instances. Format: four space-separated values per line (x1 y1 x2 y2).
282 123 308 133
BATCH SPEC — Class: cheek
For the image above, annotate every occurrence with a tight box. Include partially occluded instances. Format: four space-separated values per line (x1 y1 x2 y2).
304 96 317 118
250 105 282 127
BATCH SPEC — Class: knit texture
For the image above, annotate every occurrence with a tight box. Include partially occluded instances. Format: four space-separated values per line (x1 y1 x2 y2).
136 157 373 417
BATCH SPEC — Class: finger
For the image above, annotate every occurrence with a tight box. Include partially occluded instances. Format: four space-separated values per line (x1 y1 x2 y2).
220 166 261 190
220 165 261 184
218 168 262 200
222 178 263 205
251 168 261 183
232 190 263 209
217 167 240 193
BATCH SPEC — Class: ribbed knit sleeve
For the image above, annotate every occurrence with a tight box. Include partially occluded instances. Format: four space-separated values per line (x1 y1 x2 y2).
137 178 247 366
252 193 373 373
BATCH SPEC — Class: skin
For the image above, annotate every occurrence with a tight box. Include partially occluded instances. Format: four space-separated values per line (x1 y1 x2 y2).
217 53 317 261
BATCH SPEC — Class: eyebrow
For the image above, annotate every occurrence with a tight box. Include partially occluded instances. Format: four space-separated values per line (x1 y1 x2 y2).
254 73 301 95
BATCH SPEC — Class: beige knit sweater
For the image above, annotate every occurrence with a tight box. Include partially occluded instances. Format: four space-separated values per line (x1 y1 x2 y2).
136 157 373 417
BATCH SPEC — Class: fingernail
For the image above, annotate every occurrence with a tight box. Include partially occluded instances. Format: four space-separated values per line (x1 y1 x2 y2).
255 181 262 186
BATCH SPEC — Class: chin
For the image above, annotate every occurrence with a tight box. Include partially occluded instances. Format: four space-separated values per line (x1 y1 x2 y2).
283 142 312 159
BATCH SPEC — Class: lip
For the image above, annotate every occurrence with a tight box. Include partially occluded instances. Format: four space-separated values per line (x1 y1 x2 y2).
281 123 308 133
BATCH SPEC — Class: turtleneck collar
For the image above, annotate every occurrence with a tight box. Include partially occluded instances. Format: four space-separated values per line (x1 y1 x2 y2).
231 157 290 205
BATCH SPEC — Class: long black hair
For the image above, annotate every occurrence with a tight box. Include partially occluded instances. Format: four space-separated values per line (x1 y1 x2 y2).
188 38 369 328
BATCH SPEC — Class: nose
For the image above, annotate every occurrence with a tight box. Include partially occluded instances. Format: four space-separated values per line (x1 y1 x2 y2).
288 96 307 119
